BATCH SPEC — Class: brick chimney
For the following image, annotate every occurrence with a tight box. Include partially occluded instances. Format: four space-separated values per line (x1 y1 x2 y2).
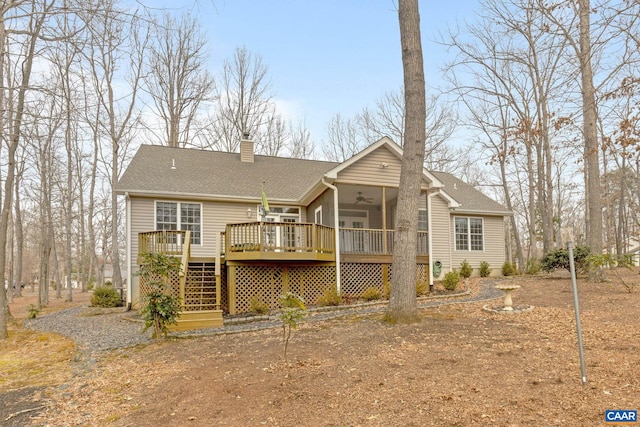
240 133 254 163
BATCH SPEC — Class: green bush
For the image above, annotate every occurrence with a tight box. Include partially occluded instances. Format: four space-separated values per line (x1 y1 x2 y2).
525 258 541 275
501 261 517 276
137 252 182 339
459 260 473 279
479 261 491 278
416 280 429 296
361 287 382 301
316 287 343 306
91 285 122 308
27 304 40 319
442 271 460 291
540 245 591 274
249 296 270 315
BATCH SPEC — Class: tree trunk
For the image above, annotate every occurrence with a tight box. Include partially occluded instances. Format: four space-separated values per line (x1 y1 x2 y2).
579 0 603 253
387 0 426 324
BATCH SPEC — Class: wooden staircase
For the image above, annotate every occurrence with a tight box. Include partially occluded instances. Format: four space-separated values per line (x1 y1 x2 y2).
171 261 224 331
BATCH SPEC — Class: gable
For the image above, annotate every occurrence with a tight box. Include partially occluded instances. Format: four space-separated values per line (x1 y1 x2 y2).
326 136 443 190
336 145 406 187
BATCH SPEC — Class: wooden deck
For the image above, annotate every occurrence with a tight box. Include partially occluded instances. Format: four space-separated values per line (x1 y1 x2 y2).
223 222 336 262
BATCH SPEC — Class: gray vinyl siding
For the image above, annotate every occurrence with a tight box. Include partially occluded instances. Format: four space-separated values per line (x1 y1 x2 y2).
129 196 311 264
307 190 333 226
337 146 431 191
430 194 453 274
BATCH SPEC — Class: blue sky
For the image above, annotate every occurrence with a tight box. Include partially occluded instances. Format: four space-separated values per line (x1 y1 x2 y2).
145 0 479 144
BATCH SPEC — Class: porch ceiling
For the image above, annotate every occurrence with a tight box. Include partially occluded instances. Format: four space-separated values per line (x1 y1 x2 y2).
337 184 398 206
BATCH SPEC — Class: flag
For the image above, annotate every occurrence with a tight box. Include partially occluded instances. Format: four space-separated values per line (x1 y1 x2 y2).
260 182 270 217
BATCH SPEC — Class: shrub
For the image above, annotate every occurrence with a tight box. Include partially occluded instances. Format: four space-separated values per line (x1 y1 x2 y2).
525 258 541 275
383 281 391 299
91 285 122 308
479 261 491 278
540 245 591 274
361 287 382 301
501 261 517 276
27 304 40 319
249 296 270 315
278 292 307 361
316 287 343 306
442 271 460 291
137 252 182 340
416 280 429 296
459 260 473 279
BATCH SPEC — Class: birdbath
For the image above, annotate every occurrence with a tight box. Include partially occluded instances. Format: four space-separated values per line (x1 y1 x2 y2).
495 284 521 311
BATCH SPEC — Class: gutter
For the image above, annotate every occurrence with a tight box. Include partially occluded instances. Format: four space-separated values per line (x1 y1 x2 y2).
125 192 132 309
321 177 341 294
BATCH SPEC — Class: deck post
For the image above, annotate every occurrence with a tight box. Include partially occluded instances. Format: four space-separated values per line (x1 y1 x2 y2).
228 265 236 315
215 233 222 311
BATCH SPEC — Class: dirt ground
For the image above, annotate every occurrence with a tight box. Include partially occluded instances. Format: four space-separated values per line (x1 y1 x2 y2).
4 268 640 426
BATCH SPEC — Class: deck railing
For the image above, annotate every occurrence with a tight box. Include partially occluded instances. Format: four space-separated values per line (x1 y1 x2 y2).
138 230 191 311
340 228 429 255
224 222 335 254
138 230 190 258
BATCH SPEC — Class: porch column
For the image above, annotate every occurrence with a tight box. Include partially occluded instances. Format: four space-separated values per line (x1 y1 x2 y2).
382 186 387 253
321 178 341 294
427 190 434 291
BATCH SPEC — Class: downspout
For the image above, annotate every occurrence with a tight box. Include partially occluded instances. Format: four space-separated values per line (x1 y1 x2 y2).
427 190 434 292
321 177 341 294
125 192 132 311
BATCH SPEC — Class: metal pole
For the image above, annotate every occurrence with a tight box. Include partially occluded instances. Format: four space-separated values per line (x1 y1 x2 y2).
567 241 587 385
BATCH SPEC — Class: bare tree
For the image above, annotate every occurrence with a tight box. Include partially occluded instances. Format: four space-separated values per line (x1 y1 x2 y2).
0 0 55 339
82 0 149 292
202 46 274 152
386 0 425 324
144 12 214 148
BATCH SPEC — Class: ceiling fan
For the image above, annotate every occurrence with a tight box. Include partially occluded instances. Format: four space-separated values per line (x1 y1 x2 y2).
355 192 373 204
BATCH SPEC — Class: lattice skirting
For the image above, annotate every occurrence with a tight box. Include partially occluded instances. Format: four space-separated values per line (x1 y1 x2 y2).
139 271 181 301
225 262 430 314
228 264 336 314
340 263 429 297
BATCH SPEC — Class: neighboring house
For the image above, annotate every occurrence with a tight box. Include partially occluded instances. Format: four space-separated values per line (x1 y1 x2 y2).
115 136 511 330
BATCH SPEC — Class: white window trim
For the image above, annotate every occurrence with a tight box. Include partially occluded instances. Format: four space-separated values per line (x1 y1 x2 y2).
315 206 323 225
154 200 203 246
260 205 302 222
454 216 484 252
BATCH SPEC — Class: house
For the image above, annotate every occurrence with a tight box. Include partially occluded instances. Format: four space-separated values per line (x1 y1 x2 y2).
115 136 511 330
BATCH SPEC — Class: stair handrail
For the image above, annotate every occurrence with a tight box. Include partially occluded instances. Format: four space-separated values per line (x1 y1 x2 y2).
179 230 191 309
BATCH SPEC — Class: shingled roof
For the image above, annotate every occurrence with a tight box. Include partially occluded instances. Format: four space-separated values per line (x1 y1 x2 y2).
115 145 339 202
431 171 511 215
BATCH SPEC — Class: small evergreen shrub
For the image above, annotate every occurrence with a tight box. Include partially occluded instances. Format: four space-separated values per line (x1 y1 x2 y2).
459 260 473 279
479 261 491 277
383 281 391 299
525 258 541 275
416 280 429 296
442 271 460 291
361 287 382 301
540 245 591 274
316 287 343 306
249 296 270 315
27 304 40 319
501 261 517 276
91 285 122 307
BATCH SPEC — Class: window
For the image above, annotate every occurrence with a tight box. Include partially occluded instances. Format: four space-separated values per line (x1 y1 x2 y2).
418 209 428 231
155 201 201 245
455 217 483 251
